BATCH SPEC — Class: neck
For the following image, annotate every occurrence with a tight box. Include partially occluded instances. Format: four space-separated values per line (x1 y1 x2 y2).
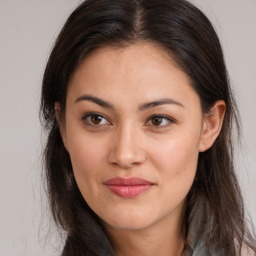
111 229 184 256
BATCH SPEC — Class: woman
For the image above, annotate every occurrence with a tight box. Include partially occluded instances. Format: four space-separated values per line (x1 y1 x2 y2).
40 0 256 255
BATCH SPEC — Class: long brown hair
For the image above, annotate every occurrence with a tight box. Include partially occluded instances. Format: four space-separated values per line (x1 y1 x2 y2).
40 0 255 255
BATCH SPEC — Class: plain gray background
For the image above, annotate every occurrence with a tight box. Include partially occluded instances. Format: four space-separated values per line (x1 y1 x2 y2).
0 1 255 255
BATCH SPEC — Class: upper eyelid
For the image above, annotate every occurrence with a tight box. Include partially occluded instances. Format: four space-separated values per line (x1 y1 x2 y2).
82 112 108 119
146 114 175 122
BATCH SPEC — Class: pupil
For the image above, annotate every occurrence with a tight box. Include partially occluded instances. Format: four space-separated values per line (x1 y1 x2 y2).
92 115 102 124
152 117 162 126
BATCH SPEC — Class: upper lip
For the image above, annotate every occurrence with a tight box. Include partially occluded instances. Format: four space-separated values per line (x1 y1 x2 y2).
104 177 153 186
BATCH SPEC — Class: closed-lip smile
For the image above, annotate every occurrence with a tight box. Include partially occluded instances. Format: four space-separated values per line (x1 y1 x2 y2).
104 177 154 198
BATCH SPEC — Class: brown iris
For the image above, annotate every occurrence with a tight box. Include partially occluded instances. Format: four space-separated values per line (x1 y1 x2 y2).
151 117 163 126
91 115 103 125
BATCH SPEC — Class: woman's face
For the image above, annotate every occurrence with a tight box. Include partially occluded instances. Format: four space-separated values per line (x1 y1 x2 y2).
59 43 206 231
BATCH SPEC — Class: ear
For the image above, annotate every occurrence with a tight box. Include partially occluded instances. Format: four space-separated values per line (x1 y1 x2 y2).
55 102 68 151
199 100 226 152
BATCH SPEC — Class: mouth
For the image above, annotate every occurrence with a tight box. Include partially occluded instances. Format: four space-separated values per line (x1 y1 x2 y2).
103 177 154 198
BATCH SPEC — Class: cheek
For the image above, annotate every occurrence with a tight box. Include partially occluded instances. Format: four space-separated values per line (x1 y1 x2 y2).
152 135 199 173
150 133 200 197
68 137 110 213
67 133 106 193
69 139 100 171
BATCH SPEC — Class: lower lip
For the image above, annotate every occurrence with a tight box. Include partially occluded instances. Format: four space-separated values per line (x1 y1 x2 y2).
106 185 153 198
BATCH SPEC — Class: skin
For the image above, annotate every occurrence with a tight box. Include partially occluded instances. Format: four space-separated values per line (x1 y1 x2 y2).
56 43 225 256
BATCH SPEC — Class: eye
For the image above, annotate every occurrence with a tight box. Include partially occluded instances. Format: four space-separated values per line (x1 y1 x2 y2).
145 115 174 127
82 113 110 126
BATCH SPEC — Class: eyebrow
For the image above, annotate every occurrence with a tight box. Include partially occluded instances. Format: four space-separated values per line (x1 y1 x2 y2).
138 98 184 111
75 94 184 111
75 95 115 109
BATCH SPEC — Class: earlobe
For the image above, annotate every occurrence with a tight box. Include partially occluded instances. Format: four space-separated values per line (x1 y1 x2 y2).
55 102 68 151
199 100 226 152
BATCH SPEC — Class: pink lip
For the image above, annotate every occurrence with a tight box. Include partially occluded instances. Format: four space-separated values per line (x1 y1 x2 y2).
104 177 154 198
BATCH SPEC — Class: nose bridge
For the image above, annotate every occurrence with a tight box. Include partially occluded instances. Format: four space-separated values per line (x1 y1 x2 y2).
109 121 145 168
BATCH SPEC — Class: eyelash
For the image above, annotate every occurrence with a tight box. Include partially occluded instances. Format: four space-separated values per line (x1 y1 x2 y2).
81 113 174 128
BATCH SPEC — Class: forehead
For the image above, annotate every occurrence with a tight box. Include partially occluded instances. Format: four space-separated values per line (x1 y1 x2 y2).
67 43 199 109
73 43 182 81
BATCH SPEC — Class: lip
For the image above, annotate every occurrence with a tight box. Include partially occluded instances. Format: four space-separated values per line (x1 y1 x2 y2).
104 177 154 198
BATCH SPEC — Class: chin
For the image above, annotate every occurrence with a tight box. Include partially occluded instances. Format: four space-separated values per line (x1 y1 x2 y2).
99 208 158 231
106 218 154 231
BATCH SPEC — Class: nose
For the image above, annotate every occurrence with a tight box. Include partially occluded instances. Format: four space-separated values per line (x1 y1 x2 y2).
108 123 146 168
